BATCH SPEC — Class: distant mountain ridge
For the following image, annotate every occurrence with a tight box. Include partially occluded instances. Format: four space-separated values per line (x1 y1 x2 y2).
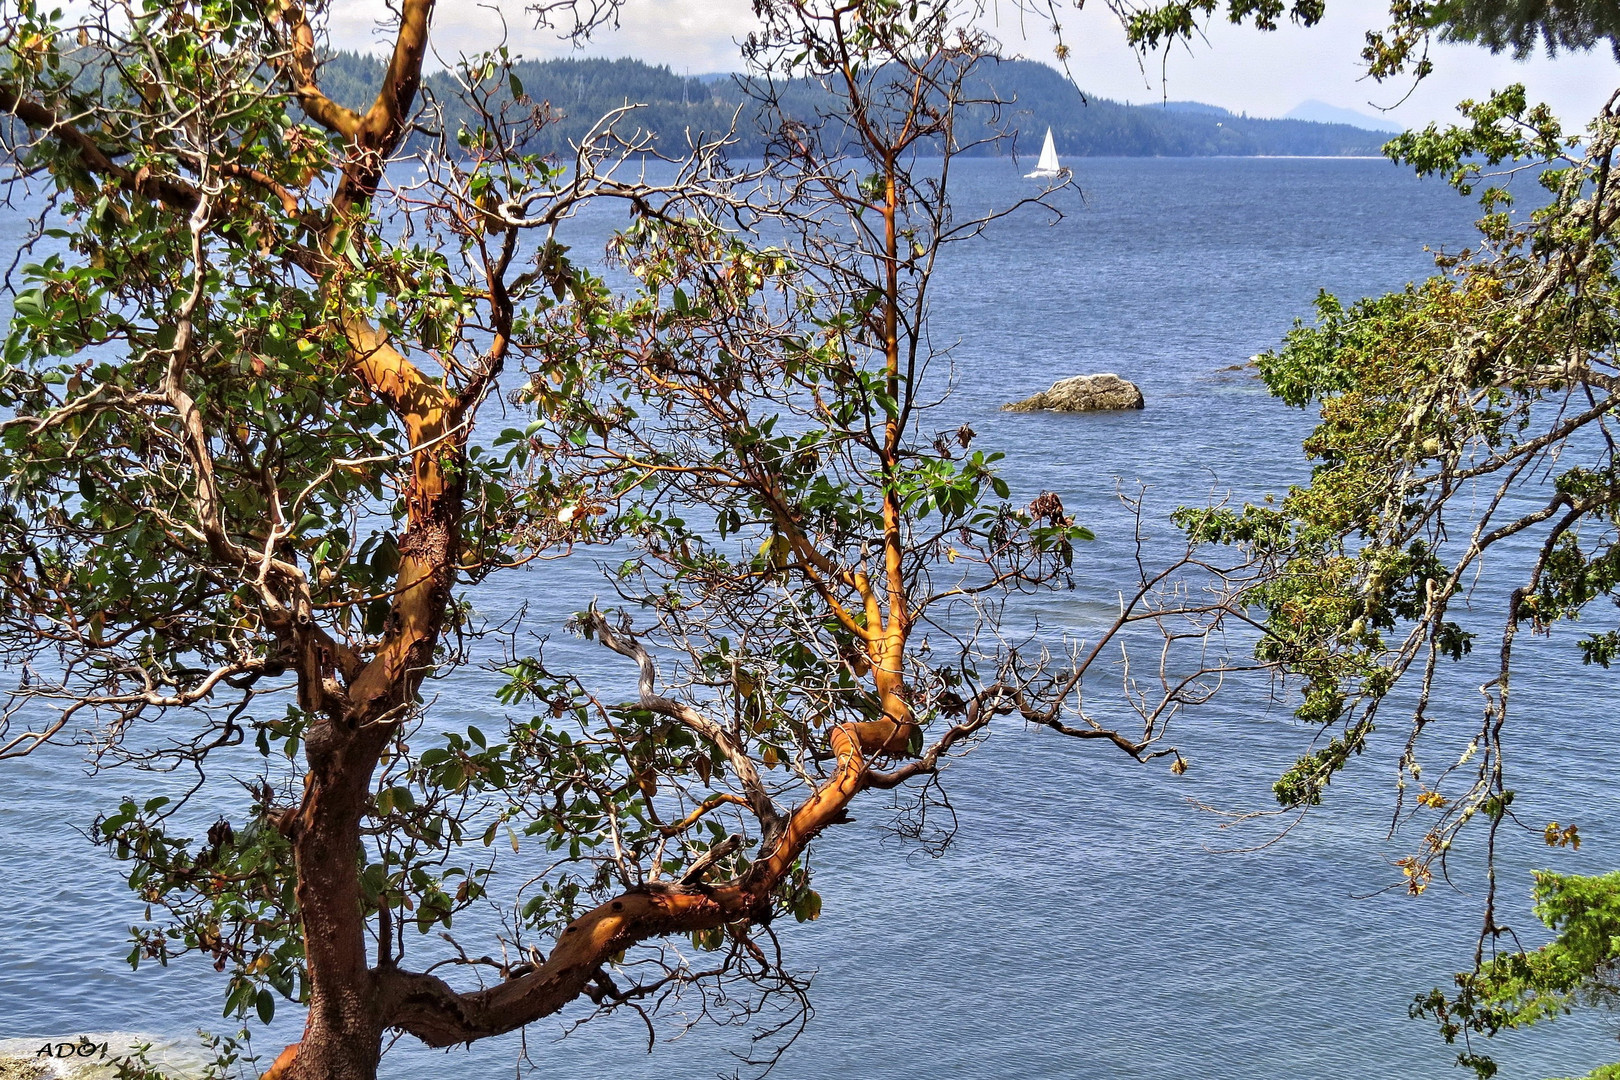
1284 99 1403 133
314 53 1390 158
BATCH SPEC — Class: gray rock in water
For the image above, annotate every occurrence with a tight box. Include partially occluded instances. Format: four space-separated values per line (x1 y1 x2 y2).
1002 373 1145 413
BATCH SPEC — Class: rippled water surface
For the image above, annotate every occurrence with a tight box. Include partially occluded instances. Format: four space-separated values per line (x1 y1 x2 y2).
5 156 1619 1079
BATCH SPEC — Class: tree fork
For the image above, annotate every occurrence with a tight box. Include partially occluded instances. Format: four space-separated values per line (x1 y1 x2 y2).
279 361 462 1079
270 0 455 1068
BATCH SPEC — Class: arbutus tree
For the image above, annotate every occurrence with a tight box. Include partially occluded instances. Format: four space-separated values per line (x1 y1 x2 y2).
0 0 739 1073
0 0 1259 1078
394 0 1265 1061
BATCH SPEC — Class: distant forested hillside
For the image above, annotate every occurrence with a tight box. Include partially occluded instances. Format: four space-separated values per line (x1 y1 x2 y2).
315 52 1387 158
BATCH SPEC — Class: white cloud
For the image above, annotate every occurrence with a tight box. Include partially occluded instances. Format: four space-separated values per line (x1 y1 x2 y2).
330 0 1619 125
365 0 763 75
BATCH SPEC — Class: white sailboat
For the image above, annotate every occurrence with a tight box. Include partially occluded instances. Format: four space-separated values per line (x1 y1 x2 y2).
1025 127 1065 179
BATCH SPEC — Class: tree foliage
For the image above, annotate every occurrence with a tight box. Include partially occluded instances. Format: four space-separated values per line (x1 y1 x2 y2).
1428 0 1620 58
0 0 1252 1077
1182 85 1620 1076
1417 870 1620 1080
1106 0 1620 86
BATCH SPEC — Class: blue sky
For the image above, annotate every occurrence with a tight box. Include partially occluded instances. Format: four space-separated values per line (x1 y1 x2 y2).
332 0 1618 128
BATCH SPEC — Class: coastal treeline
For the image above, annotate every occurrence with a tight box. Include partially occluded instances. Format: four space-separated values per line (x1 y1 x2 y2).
317 50 1389 158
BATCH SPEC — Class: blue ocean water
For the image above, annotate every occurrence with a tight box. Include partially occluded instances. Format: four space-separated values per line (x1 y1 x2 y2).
4 155 1618 1079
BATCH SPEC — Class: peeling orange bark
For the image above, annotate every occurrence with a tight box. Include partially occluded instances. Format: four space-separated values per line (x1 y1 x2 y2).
264 1 467 1074
381 723 873 1045
864 152 920 760
338 318 458 721
260 1043 298 1080
282 318 463 1079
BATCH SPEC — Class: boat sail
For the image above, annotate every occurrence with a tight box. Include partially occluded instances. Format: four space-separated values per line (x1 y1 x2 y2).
1025 127 1064 179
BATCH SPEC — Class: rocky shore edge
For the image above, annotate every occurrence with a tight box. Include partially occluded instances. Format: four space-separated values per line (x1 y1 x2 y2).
0 1034 213 1080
